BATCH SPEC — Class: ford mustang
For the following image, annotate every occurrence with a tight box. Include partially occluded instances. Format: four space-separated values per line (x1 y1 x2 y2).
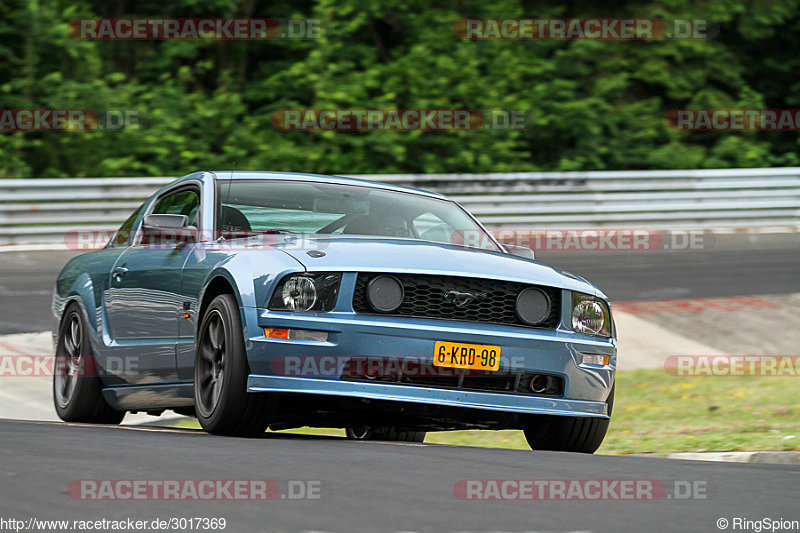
52 171 616 452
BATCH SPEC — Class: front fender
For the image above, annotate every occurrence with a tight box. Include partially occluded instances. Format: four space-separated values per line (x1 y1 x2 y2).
51 272 110 373
192 247 305 345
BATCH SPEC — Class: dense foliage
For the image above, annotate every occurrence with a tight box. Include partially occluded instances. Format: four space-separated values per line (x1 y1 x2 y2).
2 0 800 177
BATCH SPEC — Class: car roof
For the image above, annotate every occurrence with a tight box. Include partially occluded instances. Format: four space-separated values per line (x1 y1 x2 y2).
202 171 447 200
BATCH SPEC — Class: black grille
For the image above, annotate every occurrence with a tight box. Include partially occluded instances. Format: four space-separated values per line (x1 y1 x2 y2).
353 273 561 329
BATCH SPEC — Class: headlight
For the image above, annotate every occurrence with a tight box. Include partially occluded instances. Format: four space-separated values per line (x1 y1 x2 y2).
282 276 317 311
571 292 611 337
269 273 342 312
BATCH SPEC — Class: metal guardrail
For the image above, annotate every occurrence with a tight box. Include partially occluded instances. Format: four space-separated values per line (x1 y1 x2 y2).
1 169 799 245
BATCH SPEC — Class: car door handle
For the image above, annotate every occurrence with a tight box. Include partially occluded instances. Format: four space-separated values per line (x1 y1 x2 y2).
112 266 129 282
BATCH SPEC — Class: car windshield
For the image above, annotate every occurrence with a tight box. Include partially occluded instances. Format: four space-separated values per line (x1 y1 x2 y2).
216 179 500 251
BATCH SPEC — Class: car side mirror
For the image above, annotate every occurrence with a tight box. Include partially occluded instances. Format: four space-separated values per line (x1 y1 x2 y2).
141 214 197 245
143 214 188 230
505 244 535 260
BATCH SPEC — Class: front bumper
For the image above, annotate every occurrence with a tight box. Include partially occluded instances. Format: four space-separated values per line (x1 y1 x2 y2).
243 295 616 419
247 375 609 417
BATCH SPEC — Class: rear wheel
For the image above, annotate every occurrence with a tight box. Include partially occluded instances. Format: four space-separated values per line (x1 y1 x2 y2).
523 386 615 453
345 426 426 442
194 293 275 437
53 304 125 424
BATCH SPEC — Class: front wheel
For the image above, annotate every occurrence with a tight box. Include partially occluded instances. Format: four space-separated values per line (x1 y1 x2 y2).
523 386 615 453
53 304 124 424
345 426 426 442
194 293 275 437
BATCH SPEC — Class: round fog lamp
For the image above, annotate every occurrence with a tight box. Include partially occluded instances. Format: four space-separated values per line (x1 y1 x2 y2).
282 276 317 311
366 275 404 312
516 288 551 325
572 300 605 335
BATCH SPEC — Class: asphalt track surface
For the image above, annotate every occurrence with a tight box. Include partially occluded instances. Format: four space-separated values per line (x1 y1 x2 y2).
2 419 799 533
2 234 800 533
1 233 799 334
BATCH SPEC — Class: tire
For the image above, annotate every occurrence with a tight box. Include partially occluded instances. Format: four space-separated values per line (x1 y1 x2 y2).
53 304 125 424
345 426 426 443
523 385 615 453
194 293 275 437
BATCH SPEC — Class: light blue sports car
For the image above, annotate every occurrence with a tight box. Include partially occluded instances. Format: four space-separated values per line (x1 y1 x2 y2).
52 171 616 452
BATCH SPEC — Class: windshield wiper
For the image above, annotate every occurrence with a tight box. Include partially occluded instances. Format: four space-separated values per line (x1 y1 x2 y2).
254 229 297 235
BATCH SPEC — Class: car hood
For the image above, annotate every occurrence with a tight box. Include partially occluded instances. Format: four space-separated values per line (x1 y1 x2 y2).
267 235 605 297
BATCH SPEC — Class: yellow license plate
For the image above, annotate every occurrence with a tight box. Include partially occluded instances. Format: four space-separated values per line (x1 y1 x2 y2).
433 341 501 371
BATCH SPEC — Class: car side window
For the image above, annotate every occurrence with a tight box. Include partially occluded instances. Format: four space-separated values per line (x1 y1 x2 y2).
110 204 144 247
151 189 200 227
412 212 455 243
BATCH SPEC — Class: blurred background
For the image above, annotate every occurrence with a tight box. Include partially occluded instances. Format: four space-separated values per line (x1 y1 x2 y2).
4 0 800 176
0 0 799 454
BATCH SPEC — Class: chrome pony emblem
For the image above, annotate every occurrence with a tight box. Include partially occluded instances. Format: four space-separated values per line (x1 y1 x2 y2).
442 289 485 308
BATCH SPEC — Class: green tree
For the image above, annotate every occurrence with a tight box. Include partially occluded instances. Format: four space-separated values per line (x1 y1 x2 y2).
1 0 799 177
